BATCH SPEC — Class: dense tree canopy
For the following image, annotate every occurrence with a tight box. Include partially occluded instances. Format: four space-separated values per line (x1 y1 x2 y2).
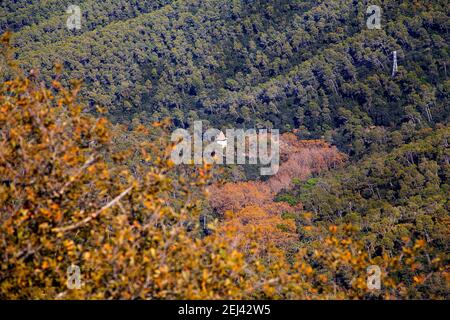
0 0 448 300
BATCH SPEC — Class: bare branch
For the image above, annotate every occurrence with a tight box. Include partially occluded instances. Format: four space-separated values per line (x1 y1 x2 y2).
58 154 97 196
52 186 133 233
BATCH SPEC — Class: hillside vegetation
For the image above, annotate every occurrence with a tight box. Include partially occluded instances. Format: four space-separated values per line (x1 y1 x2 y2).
0 0 448 299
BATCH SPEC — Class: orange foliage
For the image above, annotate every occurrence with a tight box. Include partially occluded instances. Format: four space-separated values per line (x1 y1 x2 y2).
209 181 272 213
219 206 297 255
208 133 345 255
210 133 345 213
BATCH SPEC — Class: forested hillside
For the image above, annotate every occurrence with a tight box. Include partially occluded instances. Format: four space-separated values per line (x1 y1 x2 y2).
0 0 448 300
5 1 448 144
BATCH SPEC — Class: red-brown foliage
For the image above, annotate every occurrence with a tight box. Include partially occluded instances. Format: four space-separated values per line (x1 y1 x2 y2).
268 137 346 193
208 134 346 253
210 133 346 214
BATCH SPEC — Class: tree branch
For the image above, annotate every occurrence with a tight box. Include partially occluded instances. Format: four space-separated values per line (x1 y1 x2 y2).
52 186 133 233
